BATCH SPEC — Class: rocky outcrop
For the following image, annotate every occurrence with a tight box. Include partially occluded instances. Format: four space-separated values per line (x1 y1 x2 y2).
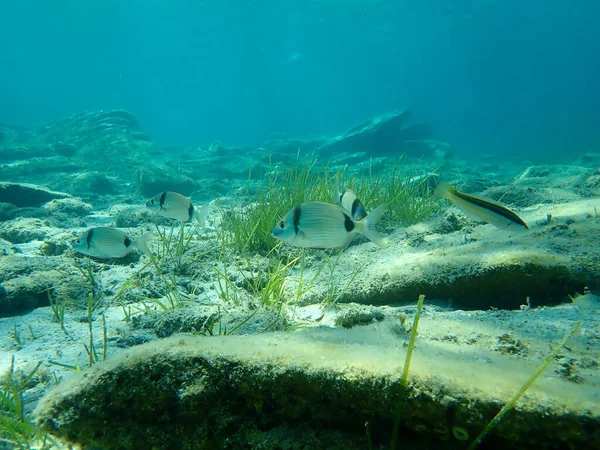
136 164 200 197
263 109 447 162
35 110 150 158
35 329 599 449
292 197 600 310
317 109 438 157
0 182 72 208
0 255 91 316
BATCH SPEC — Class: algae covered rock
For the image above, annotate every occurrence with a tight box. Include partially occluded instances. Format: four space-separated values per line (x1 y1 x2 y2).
41 197 92 217
0 255 91 316
129 306 219 338
0 182 72 207
70 172 119 197
35 330 599 450
136 164 200 197
0 202 17 221
0 218 52 244
333 304 385 328
310 197 600 310
317 109 436 157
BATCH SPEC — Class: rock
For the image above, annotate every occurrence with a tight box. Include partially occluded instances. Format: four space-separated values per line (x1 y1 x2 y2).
50 142 78 157
39 240 70 256
574 170 600 197
36 110 146 152
295 198 600 310
35 330 599 449
111 205 171 228
0 202 17 221
0 237 13 256
42 198 92 216
136 164 200 197
1 271 58 314
317 109 436 157
0 255 92 316
264 136 326 155
0 145 54 161
0 111 160 196
0 157 83 179
334 304 385 328
1 270 90 316
574 152 600 168
0 218 52 244
130 306 219 338
0 182 72 207
0 124 28 145
70 172 119 197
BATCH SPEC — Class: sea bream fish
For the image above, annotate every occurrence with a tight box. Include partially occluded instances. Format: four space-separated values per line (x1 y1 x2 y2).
334 184 368 221
272 202 388 249
146 191 207 226
72 227 153 258
435 182 529 231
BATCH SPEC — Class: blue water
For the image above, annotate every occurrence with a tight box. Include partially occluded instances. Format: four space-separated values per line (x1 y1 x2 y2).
1 0 599 159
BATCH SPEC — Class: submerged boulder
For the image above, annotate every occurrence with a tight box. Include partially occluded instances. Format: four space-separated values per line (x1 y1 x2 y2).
137 164 200 197
35 328 599 449
0 182 72 208
291 197 600 310
70 172 119 197
317 109 437 157
0 255 91 316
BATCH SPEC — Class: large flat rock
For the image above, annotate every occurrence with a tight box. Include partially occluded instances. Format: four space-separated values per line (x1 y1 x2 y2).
36 317 599 450
295 197 600 309
317 109 435 157
0 182 72 208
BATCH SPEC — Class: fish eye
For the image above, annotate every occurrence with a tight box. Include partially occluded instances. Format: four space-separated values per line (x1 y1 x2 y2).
75 240 80 244
278 220 285 229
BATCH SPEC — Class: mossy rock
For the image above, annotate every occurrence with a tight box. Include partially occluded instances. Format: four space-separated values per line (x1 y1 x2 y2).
0 218 52 243
307 198 600 310
0 255 92 316
0 182 72 207
0 202 17 221
35 330 599 449
70 172 119 197
136 164 200 197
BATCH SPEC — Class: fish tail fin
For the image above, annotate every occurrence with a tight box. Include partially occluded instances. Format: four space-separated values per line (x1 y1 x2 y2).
135 231 154 257
434 181 457 200
194 203 209 227
358 203 389 248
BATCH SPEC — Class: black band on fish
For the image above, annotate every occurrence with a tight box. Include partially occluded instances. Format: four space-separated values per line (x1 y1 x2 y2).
351 198 367 221
452 190 529 229
159 192 167 209
188 203 194 221
85 228 94 250
343 213 355 232
292 206 302 235
123 237 132 248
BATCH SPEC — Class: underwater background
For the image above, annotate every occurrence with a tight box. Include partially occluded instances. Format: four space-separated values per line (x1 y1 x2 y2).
1 0 599 158
1 1 600 450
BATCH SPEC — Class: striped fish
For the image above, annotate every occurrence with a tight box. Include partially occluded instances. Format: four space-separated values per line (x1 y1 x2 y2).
146 191 207 226
72 227 153 258
435 182 529 231
334 184 368 221
272 202 388 249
